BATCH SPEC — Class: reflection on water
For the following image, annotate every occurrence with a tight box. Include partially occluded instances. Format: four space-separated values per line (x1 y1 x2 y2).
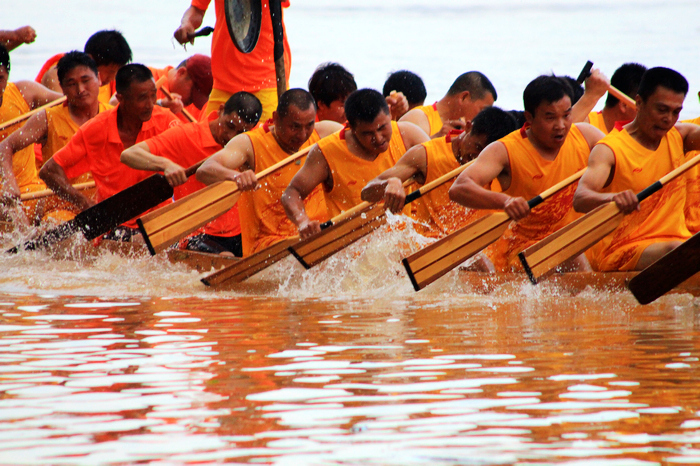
1 288 700 464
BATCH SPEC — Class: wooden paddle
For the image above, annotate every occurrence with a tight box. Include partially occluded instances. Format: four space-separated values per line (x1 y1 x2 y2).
20 181 95 201
402 169 585 291
518 153 700 284
159 86 197 123
579 60 637 110
288 163 477 270
628 230 700 304
269 0 287 99
0 96 67 132
5 161 204 254
137 145 313 255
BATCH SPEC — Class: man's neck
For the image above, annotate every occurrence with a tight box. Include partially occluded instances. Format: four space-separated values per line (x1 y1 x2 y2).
450 136 469 165
625 119 664 151
271 125 301 155
346 128 379 161
526 128 564 161
116 107 144 146
68 101 100 126
436 95 461 121
601 106 626 134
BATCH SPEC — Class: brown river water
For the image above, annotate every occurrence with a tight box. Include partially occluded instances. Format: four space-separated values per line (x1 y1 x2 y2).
1 219 700 465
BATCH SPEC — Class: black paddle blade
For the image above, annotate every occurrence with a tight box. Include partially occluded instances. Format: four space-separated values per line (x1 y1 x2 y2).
6 174 174 253
629 231 700 305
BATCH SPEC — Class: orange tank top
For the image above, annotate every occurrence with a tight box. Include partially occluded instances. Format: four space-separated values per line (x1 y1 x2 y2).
588 127 690 271
416 102 442 136
239 121 327 256
44 101 111 166
0 83 41 190
682 116 700 234
412 134 478 238
319 121 408 218
587 111 608 135
485 125 590 272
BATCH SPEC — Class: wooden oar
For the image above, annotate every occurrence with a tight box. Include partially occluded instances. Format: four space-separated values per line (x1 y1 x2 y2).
518 154 700 284
628 230 700 304
288 163 476 270
579 60 637 110
20 181 95 201
402 169 585 291
0 96 67 132
137 145 313 255
159 85 197 123
5 161 203 254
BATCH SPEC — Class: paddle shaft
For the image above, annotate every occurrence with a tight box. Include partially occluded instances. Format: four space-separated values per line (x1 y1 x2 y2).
20 181 95 201
0 96 67 132
159 87 197 123
579 60 637 109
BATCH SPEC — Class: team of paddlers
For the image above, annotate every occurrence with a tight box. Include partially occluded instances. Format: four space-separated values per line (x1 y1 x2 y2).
2 2 700 281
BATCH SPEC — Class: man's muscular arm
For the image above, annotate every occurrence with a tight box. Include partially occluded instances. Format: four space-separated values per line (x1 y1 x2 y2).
196 134 257 190
572 144 636 213
39 159 94 211
15 81 63 109
121 142 188 187
362 144 427 213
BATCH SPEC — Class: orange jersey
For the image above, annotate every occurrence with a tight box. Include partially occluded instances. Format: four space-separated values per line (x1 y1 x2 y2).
191 0 291 94
587 111 608 135
318 121 409 218
43 101 111 167
0 83 42 191
682 116 700 234
149 66 203 123
52 105 180 227
411 134 481 238
238 121 326 256
588 127 691 271
145 114 239 237
485 125 590 272
415 102 442 136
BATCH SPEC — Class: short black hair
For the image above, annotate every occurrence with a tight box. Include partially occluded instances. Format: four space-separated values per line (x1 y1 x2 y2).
523 75 574 116
606 63 647 107
471 107 518 145
508 110 526 128
57 51 98 85
383 70 427 107
562 76 584 104
344 88 390 127
0 45 9 72
84 30 132 67
277 88 316 119
447 71 497 102
223 91 262 125
115 64 153 95
308 62 357 107
638 67 689 101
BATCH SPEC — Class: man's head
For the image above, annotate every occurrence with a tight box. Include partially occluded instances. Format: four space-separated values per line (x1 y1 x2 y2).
308 62 357 123
172 54 213 109
214 91 262 146
115 64 157 123
562 76 584 104
272 88 317 153
56 51 100 109
447 71 497 121
607 62 647 109
0 46 10 101
523 75 574 150
636 67 688 139
345 88 393 155
456 107 517 161
383 70 427 109
84 30 132 86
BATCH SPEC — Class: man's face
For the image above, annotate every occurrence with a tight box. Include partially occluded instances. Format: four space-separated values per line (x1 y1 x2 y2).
462 92 495 122
351 110 393 156
273 104 317 153
117 78 157 123
638 86 684 140
216 110 256 146
97 63 121 86
527 95 572 151
317 99 346 124
60 65 100 108
455 131 489 162
0 66 8 103
171 68 195 106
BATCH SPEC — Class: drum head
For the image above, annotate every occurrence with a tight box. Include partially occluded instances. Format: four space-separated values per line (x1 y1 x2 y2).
224 0 262 54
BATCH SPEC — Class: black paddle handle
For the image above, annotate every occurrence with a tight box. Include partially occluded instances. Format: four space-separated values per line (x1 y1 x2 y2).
577 61 594 84
636 181 663 203
184 160 206 178
192 26 214 38
405 189 422 204
527 195 544 209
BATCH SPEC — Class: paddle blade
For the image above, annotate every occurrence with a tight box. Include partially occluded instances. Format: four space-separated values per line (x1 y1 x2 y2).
518 202 623 284
202 237 297 288
288 203 387 269
138 181 240 255
402 212 511 291
6 218 80 254
628 230 700 304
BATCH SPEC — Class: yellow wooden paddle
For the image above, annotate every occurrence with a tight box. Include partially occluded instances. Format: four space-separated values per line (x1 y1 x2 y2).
0 96 67 132
402 169 585 291
20 181 95 201
518 153 700 284
137 145 313 255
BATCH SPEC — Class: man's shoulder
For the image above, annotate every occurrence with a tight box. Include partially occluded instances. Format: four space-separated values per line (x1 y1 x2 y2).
150 106 182 130
79 107 117 135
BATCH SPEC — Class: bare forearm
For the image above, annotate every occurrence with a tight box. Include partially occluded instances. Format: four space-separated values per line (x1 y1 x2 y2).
182 6 205 28
39 161 92 210
281 186 309 227
0 147 20 199
449 177 509 210
573 185 614 213
121 146 170 172
196 159 239 185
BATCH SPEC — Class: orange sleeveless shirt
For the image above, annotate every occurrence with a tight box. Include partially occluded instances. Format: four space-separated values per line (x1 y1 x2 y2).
318 121 408 218
239 121 327 256
682 116 700 234
587 111 608 135
588 127 690 271
415 102 442 136
485 125 590 272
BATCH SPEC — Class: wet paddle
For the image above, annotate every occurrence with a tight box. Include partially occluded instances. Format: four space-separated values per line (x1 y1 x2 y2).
137 145 313 255
402 169 585 291
6 162 203 254
0 96 67 132
518 154 700 284
628 230 700 304
288 163 476 270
